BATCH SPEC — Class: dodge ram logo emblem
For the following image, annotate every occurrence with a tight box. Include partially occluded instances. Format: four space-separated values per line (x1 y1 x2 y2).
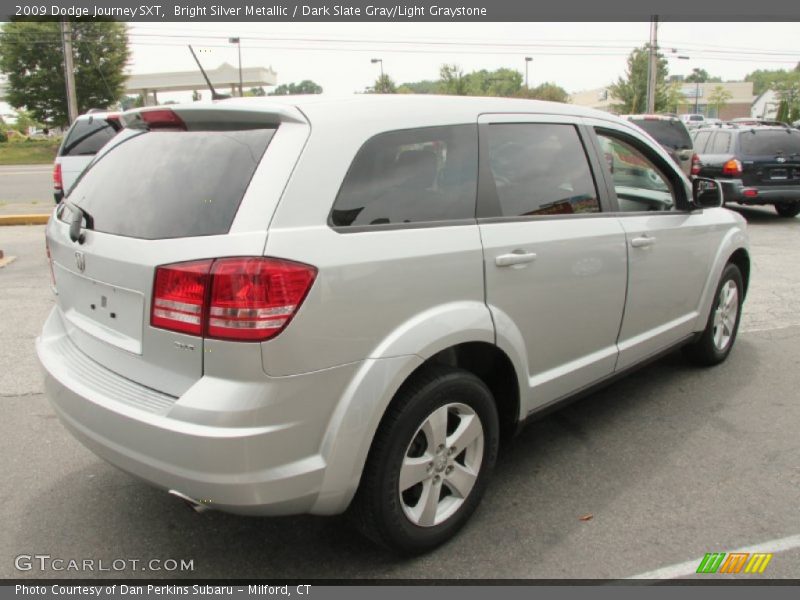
776 157 786 163
74 251 85 273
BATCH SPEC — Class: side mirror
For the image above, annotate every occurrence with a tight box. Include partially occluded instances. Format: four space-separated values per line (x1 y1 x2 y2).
692 177 723 209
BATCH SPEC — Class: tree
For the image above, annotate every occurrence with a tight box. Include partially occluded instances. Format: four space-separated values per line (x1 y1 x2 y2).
516 82 569 103
397 79 439 94
708 85 733 116
608 45 674 114
371 74 397 94
0 20 130 127
684 68 722 84
438 64 467 95
245 87 265 97
745 65 800 95
268 80 323 95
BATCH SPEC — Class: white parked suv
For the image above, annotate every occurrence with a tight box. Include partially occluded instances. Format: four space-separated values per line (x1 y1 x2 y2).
38 96 749 553
52 110 122 203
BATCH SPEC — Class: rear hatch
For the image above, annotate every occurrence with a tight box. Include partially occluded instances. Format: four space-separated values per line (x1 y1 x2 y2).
58 115 122 194
739 128 800 187
630 118 693 173
46 104 305 397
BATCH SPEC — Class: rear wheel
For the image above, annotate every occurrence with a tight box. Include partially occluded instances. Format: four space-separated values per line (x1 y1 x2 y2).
350 365 499 554
774 202 800 218
683 263 743 366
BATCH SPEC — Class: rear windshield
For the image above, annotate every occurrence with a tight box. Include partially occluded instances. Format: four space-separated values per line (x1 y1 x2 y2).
739 130 800 157
632 119 692 150
60 118 121 157
63 128 275 239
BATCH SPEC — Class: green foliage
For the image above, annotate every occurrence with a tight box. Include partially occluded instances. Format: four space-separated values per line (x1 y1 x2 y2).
515 82 569 103
268 80 323 95
371 74 397 94
708 85 733 113
609 45 674 114
0 138 61 164
245 87 266 97
0 20 130 127
745 64 800 96
397 80 439 94
438 64 467 95
684 68 722 84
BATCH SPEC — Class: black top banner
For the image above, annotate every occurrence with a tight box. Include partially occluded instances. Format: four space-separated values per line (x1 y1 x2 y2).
2 0 800 22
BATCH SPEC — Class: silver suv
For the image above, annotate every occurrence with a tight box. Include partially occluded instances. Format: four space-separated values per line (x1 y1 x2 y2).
38 97 750 554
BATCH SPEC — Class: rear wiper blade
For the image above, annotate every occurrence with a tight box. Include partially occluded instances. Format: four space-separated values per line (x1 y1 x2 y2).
64 200 94 244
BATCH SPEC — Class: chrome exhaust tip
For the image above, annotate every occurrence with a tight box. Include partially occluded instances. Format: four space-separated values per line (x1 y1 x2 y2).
168 489 210 514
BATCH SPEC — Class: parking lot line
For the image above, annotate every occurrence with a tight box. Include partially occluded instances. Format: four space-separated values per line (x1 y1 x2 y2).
627 533 800 579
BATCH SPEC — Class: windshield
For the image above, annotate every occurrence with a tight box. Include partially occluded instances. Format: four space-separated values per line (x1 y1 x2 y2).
62 127 275 239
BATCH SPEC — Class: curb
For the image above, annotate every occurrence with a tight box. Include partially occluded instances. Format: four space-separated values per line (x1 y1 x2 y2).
0 214 50 226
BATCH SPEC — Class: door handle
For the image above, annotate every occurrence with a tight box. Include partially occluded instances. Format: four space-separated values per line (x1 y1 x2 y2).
495 251 538 267
630 236 656 248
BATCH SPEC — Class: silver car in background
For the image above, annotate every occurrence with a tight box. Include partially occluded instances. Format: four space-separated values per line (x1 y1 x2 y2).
38 96 749 554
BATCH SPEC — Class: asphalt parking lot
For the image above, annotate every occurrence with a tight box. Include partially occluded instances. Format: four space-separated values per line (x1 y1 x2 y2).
1 206 798 580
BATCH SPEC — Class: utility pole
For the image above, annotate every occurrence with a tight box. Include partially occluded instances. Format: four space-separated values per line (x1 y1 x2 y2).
60 18 79 124
645 15 658 113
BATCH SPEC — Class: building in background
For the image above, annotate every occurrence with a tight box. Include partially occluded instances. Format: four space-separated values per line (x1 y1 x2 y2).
571 81 757 119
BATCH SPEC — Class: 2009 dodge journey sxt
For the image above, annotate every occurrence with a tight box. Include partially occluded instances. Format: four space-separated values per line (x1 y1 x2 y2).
38 95 749 553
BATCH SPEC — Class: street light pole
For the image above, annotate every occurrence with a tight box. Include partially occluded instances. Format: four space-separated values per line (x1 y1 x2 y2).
525 57 532 89
229 37 243 96
60 18 79 123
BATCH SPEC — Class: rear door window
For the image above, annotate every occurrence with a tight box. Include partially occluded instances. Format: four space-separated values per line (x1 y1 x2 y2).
486 123 600 217
693 130 712 153
330 125 478 227
739 130 800 156
709 132 731 153
60 118 121 156
63 128 275 239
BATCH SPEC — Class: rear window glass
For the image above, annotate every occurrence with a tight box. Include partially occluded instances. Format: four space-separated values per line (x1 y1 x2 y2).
60 118 121 156
739 130 800 156
693 130 712 153
631 119 692 150
331 124 477 227
63 128 275 240
709 132 731 154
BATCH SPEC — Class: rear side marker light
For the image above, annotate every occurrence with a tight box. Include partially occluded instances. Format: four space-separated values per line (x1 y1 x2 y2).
743 188 758 198
151 257 317 342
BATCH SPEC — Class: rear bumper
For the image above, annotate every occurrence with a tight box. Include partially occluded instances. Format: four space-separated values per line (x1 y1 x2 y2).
36 307 361 516
720 179 800 205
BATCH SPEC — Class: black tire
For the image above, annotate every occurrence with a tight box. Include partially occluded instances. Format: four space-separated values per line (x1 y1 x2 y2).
683 263 744 366
349 365 499 555
774 202 800 218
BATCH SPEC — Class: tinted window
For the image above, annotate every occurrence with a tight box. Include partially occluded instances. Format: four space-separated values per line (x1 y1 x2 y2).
631 119 692 150
60 118 121 156
486 123 599 217
693 130 712 152
331 125 477 227
709 132 731 153
597 133 675 212
739 130 800 156
63 128 274 239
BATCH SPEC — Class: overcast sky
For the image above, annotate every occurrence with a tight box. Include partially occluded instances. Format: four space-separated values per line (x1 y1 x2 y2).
122 21 799 101
1 20 798 115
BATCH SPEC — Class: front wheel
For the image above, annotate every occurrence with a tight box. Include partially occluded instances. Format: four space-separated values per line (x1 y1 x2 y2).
774 202 800 218
350 365 499 554
683 263 743 366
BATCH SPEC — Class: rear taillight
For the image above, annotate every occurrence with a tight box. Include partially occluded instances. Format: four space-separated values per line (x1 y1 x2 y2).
722 159 743 177
53 163 63 191
151 260 211 336
690 153 701 176
151 257 316 342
